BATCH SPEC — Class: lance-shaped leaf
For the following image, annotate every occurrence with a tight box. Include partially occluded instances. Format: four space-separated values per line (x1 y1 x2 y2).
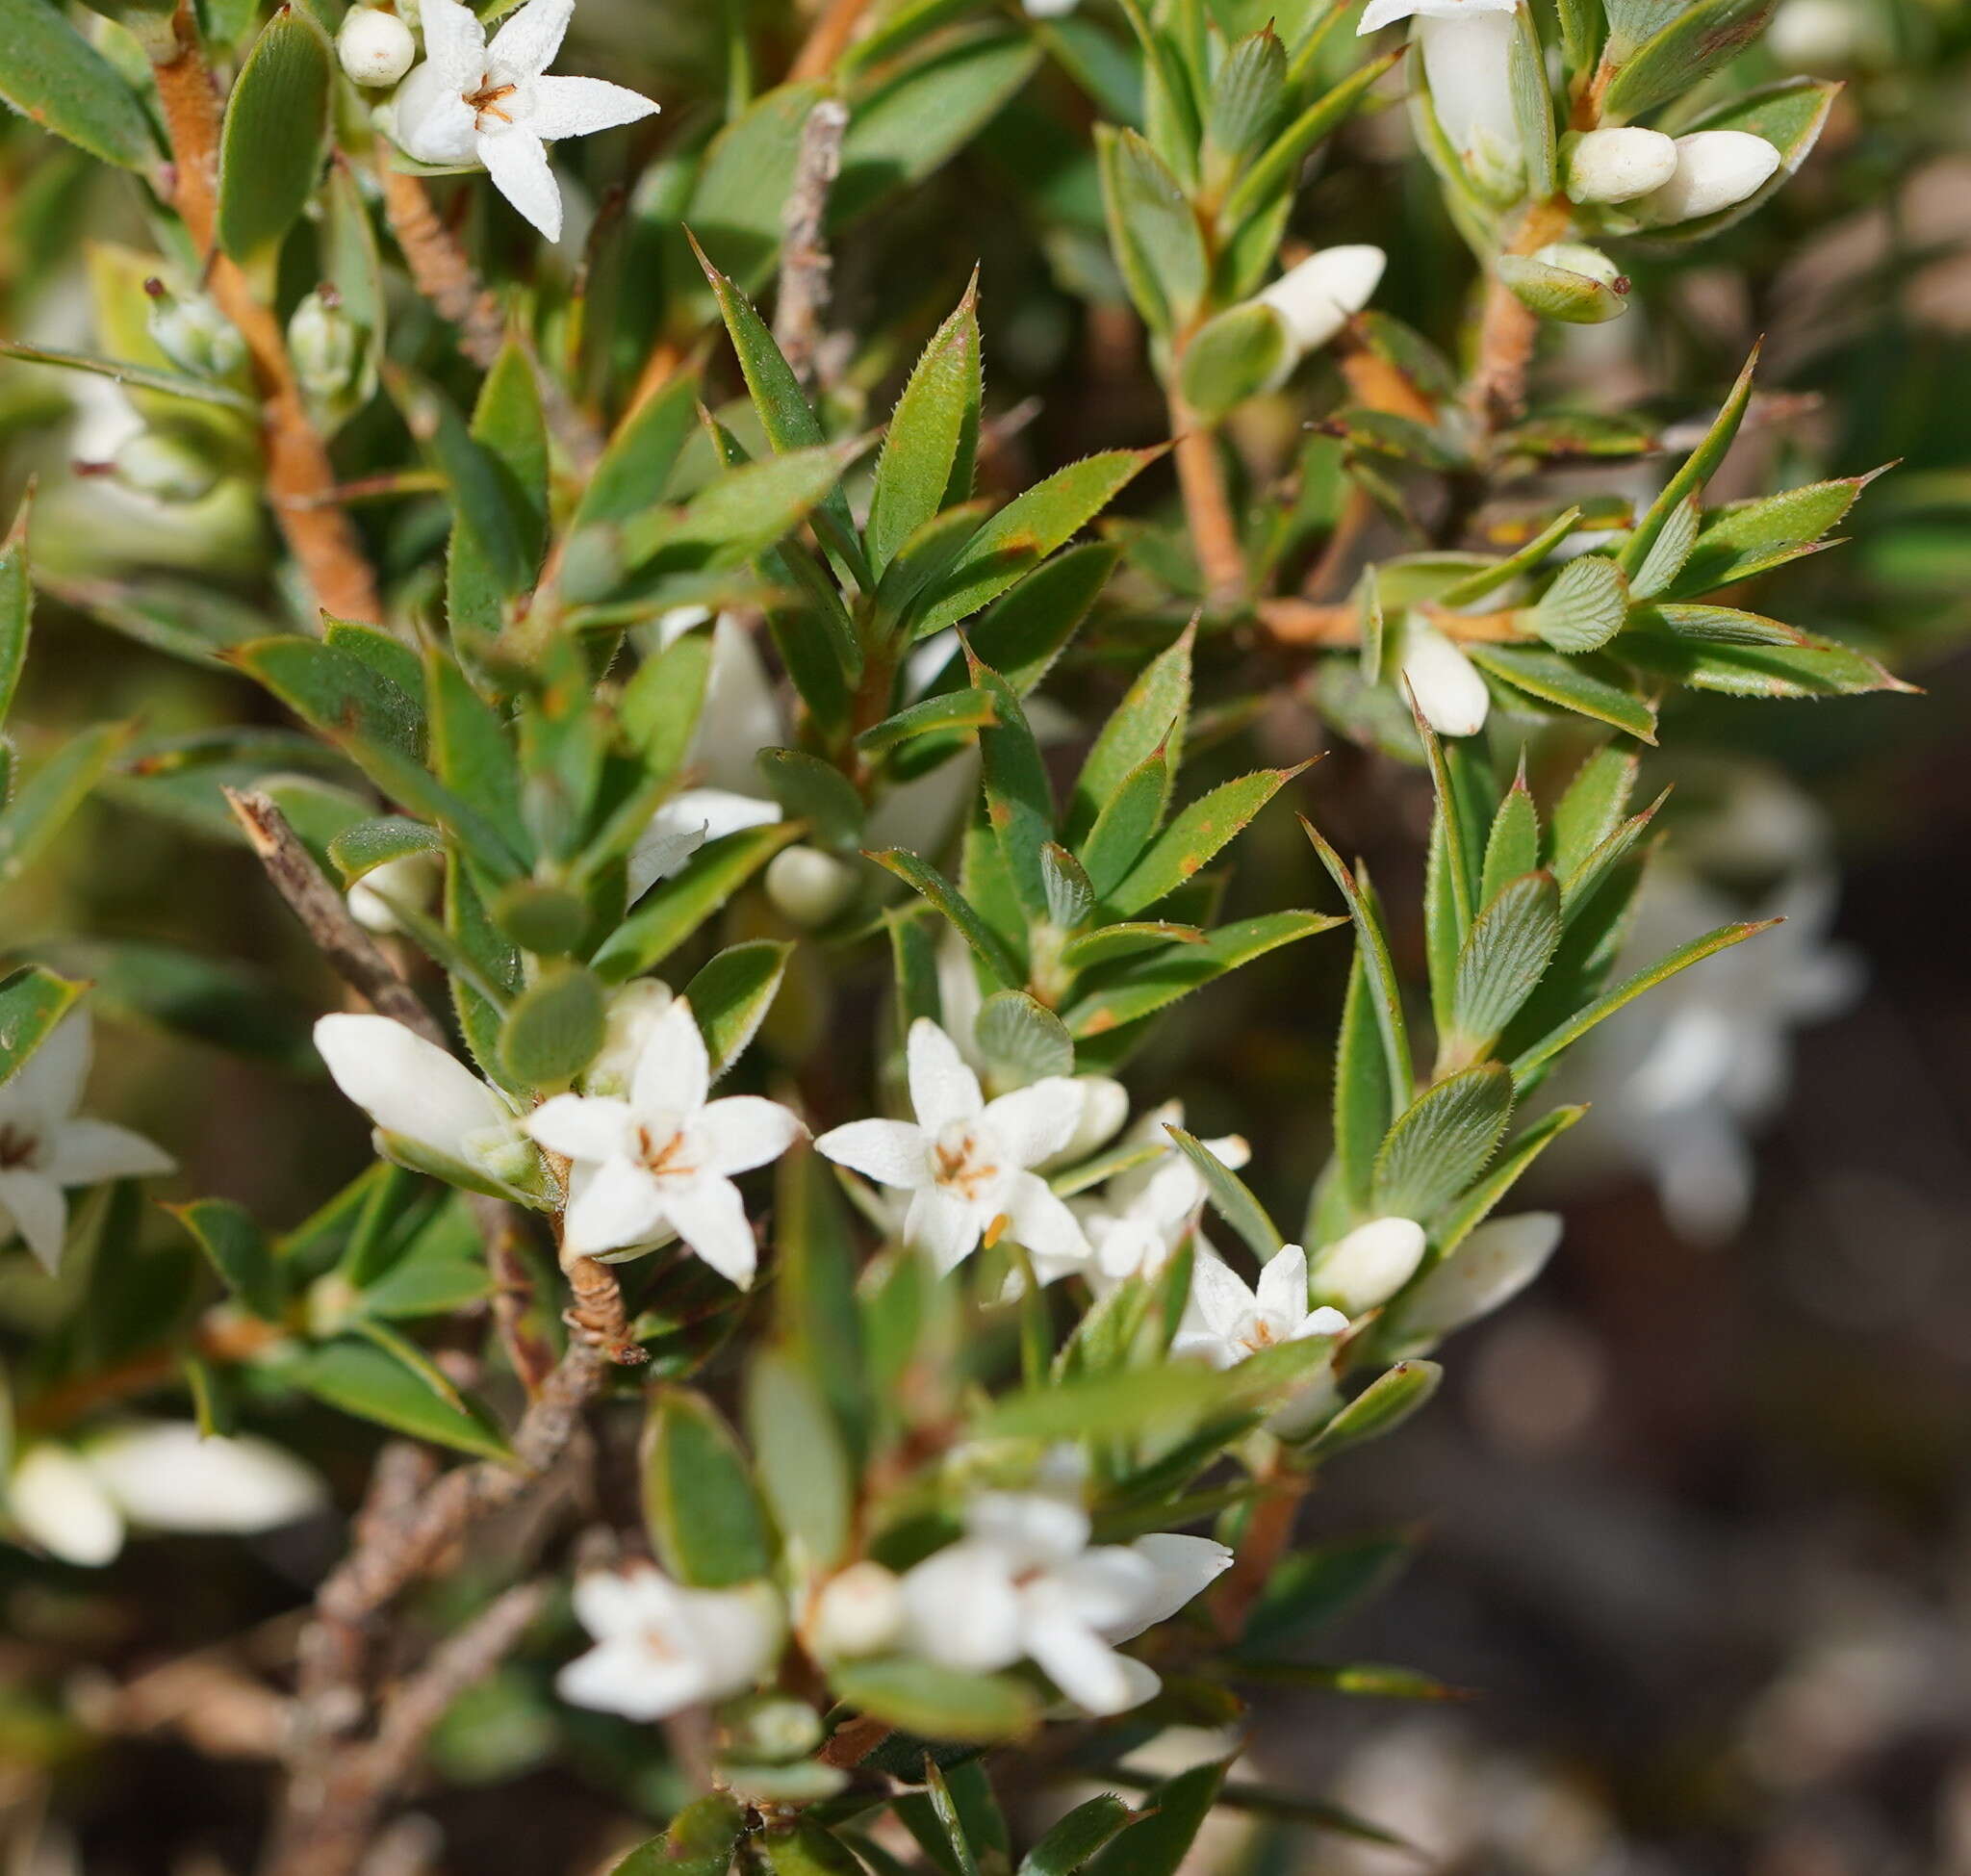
1429 1102 1584 1257
1371 1063 1514 1219
0 0 161 170
1602 0 1777 124
1067 623 1192 844
0 499 28 724
444 345 549 637
684 940 791 1081
869 846 1024 988
1221 49 1398 227
911 450 1155 639
829 1658 1038 1746
217 4 332 263
571 372 700 533
1621 609 1910 698
1087 1760 1227 1876
1435 507 1584 609
0 964 85 1087
1466 643 1659 742
168 1198 285 1322
1330 945 1390 1218
1446 872 1562 1060
1110 765 1304 916
1628 495 1700 600
1666 471 1877 598
1241 1529 1414 1650
1058 922 1202 970
1546 744 1635 882
608 1795 746 1876
1305 1360 1442 1455
1062 909 1339 1040
746 1349 851 1572
856 687 997 756
1559 788 1668 921
0 719 131 887
1508 919 1776 1088
1618 346 1758 578
592 823 799 981
287 1339 511 1460
329 815 442 885
1079 748 1170 900
757 748 864 850
969 655 1056 921
426 648 529 863
867 278 983 572
642 1385 773 1587
1166 1125 1283 1260
1095 124 1208 335
1304 820 1413 1104
943 542 1119 697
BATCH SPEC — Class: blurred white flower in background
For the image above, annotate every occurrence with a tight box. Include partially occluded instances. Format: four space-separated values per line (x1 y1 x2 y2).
557 1565 783 1719
1555 766 1862 1242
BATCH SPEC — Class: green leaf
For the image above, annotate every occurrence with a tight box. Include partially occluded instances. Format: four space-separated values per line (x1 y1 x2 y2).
287 1339 512 1460
592 824 799 982
760 1820 868 1876
1109 766 1298 916
1306 1359 1442 1455
1079 751 1171 899
1655 77 1838 239
1618 346 1759 578
0 338 257 414
1465 642 1659 742
1087 1760 1226 1876
1507 918 1776 1088
1559 788 1666 921
757 748 865 850
1068 624 1191 845
1446 872 1562 1059
1058 922 1202 970
0 0 160 170
168 1198 285 1322
642 1385 773 1587
685 940 791 1081
426 648 529 864
913 451 1154 639
1205 26 1287 177
217 4 332 263
607 1795 746 1876
868 279 983 573
976 989 1074 1085
1220 48 1397 229
0 719 130 887
329 815 442 884
776 1144 869 1457
857 687 997 756
1061 909 1339 1039
686 79 827 290
1241 1530 1413 1649
1304 823 1412 1106
620 619 713 774
1178 301 1291 418
870 847 1024 989
1601 0 1776 123
1165 1126 1282 1260
1497 252 1627 325
1094 123 1208 335
1531 554 1629 652
498 965 605 1088
0 500 29 725
1621 610 1909 698
1329 945 1390 1217
1628 495 1700 600
1667 474 1871 598
1546 745 1635 883
747 1349 852 1572
1371 1063 1514 1219
0 965 85 1086
1429 1103 1583 1257
1019 1796 1137 1876
957 542 1118 695
446 343 550 635
1435 507 1584 608
572 373 699 533
967 657 1055 921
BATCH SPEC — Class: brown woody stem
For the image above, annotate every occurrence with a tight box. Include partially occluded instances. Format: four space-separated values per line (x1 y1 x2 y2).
1167 384 1248 606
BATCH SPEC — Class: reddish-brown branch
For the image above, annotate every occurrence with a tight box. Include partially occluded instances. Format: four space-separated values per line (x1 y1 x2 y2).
1464 195 1575 432
1259 597 1526 647
788 0 876 80
1167 388 1248 606
1212 1462 1310 1642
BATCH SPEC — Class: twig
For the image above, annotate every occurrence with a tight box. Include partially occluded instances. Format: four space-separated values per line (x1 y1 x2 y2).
1211 1459 1309 1641
1167 386 1248 606
789 0 877 80
1258 597 1525 647
1464 196 1574 432
775 100 850 389
478 1199 557 1395
147 5 379 620
223 789 446 1046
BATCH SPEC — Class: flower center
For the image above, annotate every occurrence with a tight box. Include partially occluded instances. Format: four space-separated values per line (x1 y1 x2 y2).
1240 1314 1279 1352
931 1120 1001 1204
633 1116 701 1184
466 79 519 124
0 1123 41 1171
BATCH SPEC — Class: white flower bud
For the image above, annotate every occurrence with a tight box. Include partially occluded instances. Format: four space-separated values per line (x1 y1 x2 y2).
1421 12 1523 205
764 845 858 929
1635 131 1781 226
1398 617 1491 738
1023 0 1079 13
1396 1213 1561 1340
7 1445 123 1566
806 1561 907 1659
314 1014 519 1170
1766 0 1858 69
346 851 437 934
338 7 416 86
144 286 244 381
288 290 360 401
1564 127 1677 204
81 1423 326 1533
1258 244 1386 357
113 432 220 503
1054 1074 1130 1165
1309 1216 1427 1314
1530 242 1624 289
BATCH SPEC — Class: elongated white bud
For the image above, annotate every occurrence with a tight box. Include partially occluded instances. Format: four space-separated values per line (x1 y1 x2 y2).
1636 131 1781 225
806 1561 907 1658
338 7 416 86
1564 127 1677 204
1420 13 1523 205
765 846 858 929
1310 1216 1427 1313
1396 1213 1561 1339
289 290 360 401
1258 244 1387 356
314 1014 515 1162
1399 617 1491 738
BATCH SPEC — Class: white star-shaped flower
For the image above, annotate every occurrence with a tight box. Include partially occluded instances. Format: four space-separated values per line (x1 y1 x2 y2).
1061 1103 1251 1291
898 1488 1230 1715
525 995 804 1285
557 1563 783 1721
390 0 659 243
1173 1245 1350 1370
0 1012 174 1275
815 1018 1089 1274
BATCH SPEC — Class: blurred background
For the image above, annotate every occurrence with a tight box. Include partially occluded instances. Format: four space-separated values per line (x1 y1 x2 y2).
3 0 1969 1868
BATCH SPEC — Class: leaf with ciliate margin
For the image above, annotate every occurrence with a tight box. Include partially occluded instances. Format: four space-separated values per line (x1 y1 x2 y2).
1305 1360 1442 1455
685 940 791 1082
1304 821 1413 1106
446 342 549 636
1370 1063 1514 1219
0 0 161 171
287 1339 511 1460
592 823 799 982
1330 944 1391 1217
976 989 1074 1085
1109 765 1303 916
968 655 1056 922
1665 472 1874 598
1018 1797 1138 1876
1645 78 1839 242
641 1385 773 1587
1466 642 1659 742
606 1794 745 1876
0 964 85 1087
1621 609 1911 698
1165 1125 1283 1260
1600 0 1775 123
0 498 28 723
498 965 606 1089
1617 345 1759 578
1531 554 1629 652
866 278 982 573
1545 744 1635 882
0 719 132 887
168 1198 285 1322
217 5 333 262
829 1658 1039 1746
868 846 1024 989
1447 871 1562 1056
1067 622 1191 844
1086 1760 1226 1876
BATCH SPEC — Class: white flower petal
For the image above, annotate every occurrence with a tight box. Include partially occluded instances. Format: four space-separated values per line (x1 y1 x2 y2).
44 1118 174 1188
0 1169 68 1274
1188 1251 1258 1342
476 122 563 243
691 616 786 796
525 1092 635 1164
694 1096 805 1177
1003 1171 1091 1266
556 1639 710 1720
967 1491 1089 1568
1254 1243 1310 1327
394 64 478 165
672 786 782 845
315 1015 512 1161
417 0 486 82
1023 1610 1139 1716
563 1157 667 1255
904 1183 981 1272
663 1174 758 1288
522 72 659 141
6 1011 90 1125
981 1079 1084 1169
902 1542 1023 1671
907 1018 983 1131
1113 1533 1234 1637
8 1445 123 1566
1043 1547 1159 1631
815 1118 932 1191
573 1565 678 1639
486 0 573 79
632 997 711 1119
83 1424 324 1533
1397 1211 1561 1339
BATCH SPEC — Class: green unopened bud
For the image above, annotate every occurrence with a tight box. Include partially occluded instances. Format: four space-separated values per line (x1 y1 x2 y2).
144 280 245 381
111 431 221 503
288 290 360 401
718 1693 825 1764
1497 248 1630 325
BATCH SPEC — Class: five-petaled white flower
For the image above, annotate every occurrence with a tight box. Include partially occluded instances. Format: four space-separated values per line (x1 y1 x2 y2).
390 0 659 244
0 1012 174 1275
525 995 803 1284
816 1018 1088 1274
898 1488 1231 1715
1175 1245 1352 1437
557 1563 783 1721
